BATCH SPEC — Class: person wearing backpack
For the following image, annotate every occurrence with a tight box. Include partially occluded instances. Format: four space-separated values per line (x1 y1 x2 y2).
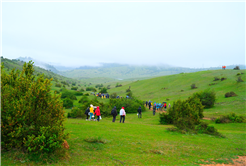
119 107 126 123
111 106 117 122
153 103 156 115
89 104 94 121
137 106 142 118
148 101 151 110
145 101 148 107
85 107 90 121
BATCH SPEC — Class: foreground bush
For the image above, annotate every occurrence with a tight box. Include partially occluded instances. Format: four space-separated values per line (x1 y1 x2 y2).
1 61 68 153
160 95 223 137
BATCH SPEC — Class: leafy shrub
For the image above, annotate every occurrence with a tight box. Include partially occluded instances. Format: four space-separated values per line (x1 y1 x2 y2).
95 84 103 88
54 90 60 94
126 90 133 97
63 98 73 109
78 96 89 104
79 88 85 92
225 91 237 98
236 73 241 76
236 76 244 82
159 96 204 126
115 83 122 87
71 86 78 90
55 83 62 87
192 89 216 108
214 113 245 123
195 122 225 137
61 90 77 100
86 87 97 92
99 87 107 93
84 93 89 96
72 82 76 86
74 91 83 96
1 61 68 153
191 83 197 89
67 107 82 118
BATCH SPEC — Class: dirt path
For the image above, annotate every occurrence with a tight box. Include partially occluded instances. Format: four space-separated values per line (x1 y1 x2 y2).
200 156 246 166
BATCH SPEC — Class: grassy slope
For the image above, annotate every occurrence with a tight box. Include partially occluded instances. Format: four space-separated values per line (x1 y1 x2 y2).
108 69 246 117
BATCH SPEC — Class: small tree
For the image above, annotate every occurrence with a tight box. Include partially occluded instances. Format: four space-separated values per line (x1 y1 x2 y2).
99 87 108 93
233 66 240 70
236 76 244 82
191 83 197 89
1 61 68 153
192 89 216 108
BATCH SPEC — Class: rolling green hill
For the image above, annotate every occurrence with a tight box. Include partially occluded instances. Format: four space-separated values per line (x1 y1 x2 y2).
108 69 246 117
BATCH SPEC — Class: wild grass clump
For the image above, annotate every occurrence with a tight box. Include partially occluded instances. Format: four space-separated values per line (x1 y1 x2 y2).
220 77 227 81
213 113 246 124
225 91 237 98
213 77 220 81
84 137 107 144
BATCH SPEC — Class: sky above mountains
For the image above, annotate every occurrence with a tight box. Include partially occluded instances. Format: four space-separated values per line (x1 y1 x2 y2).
2 1 245 68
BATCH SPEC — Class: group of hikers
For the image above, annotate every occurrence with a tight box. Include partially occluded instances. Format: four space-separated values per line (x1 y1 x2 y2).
96 93 110 99
145 100 171 115
84 105 143 123
84 100 170 122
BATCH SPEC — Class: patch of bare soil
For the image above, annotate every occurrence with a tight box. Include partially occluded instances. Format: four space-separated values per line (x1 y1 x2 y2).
200 156 246 166
203 117 211 120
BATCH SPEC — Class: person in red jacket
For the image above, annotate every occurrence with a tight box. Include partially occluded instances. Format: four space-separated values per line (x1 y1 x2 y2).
94 106 101 122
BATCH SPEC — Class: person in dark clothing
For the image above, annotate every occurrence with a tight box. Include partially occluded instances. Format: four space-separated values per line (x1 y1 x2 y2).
145 101 148 107
148 101 151 110
153 104 156 115
111 106 117 122
137 106 142 118
85 107 90 120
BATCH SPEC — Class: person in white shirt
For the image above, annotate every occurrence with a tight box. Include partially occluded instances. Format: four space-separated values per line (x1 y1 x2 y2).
119 107 126 123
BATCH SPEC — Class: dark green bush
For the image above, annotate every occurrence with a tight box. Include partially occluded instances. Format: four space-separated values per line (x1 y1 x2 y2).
213 77 220 81
71 86 78 90
1 61 68 153
99 87 107 93
195 122 224 137
61 90 77 100
63 98 73 109
74 91 83 96
192 89 216 108
214 113 245 123
221 77 227 81
86 87 97 92
67 107 82 118
236 76 244 82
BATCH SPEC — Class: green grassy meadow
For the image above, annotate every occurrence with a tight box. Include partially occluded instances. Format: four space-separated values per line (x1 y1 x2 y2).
1 69 246 165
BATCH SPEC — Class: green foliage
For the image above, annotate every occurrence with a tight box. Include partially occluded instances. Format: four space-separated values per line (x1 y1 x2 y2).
159 96 204 127
71 86 78 90
55 83 62 87
192 89 216 108
126 89 133 97
86 87 97 92
214 113 246 123
79 88 85 92
95 84 103 88
195 122 225 137
61 90 77 100
67 107 82 118
63 98 73 109
78 96 89 104
107 98 146 114
74 91 83 96
1 61 68 153
99 87 107 93
54 90 60 94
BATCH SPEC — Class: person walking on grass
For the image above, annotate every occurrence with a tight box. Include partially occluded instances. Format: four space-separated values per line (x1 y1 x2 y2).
89 104 94 121
148 101 151 110
168 103 171 108
164 103 167 110
120 107 126 123
111 106 117 122
94 106 101 122
85 107 90 121
137 106 142 118
145 101 148 107
153 103 156 115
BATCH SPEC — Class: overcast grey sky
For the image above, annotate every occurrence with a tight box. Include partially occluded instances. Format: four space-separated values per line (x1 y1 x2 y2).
2 1 245 68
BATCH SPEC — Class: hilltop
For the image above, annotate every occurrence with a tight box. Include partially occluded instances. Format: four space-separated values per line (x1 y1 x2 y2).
108 69 246 117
